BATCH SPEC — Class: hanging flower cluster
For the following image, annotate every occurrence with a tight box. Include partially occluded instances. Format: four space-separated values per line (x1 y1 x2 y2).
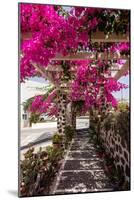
47 105 58 117
70 60 128 113
111 42 130 56
105 78 128 92
70 61 102 111
29 90 57 114
104 78 128 107
105 92 118 107
20 57 36 82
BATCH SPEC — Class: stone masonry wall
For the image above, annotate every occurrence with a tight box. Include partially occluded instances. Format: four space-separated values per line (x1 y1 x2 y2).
99 114 130 185
57 91 67 134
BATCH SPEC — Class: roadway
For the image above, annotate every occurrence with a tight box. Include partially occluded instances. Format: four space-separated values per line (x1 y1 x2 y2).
20 118 89 156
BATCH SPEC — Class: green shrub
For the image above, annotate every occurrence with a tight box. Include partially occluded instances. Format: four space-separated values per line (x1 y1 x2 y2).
116 110 130 144
64 125 74 142
52 133 63 144
46 146 64 163
29 113 40 125
20 145 64 197
102 110 130 145
102 113 114 131
20 147 51 196
118 102 129 112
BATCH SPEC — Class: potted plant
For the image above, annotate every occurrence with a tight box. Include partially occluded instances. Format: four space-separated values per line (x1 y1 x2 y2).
52 133 63 149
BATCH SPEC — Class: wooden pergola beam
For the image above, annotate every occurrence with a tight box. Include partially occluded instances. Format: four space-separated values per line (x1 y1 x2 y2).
33 61 129 81
51 52 129 61
33 62 129 92
32 63 59 86
21 31 129 42
21 31 129 62
113 61 129 80
32 63 46 79
45 64 123 72
45 65 63 72
91 32 129 42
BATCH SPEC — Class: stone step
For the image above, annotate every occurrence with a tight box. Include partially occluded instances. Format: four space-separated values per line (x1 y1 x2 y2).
55 188 113 194
63 160 105 170
72 137 92 142
74 130 89 136
67 150 100 160
66 157 101 161
76 128 89 132
73 137 90 141
59 169 109 180
70 146 96 151
71 141 96 151
55 171 113 193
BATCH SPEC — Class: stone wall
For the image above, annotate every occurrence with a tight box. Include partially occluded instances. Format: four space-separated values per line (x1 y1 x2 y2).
99 111 130 186
57 91 67 134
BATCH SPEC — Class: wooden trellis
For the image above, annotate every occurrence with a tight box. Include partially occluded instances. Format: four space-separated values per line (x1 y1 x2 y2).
23 31 130 81
51 52 129 61
21 31 129 42
24 30 129 134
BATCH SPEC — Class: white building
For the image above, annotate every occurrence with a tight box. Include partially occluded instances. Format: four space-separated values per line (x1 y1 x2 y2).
20 79 52 128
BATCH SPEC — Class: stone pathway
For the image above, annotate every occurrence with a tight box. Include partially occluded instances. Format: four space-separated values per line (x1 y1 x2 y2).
53 128 115 194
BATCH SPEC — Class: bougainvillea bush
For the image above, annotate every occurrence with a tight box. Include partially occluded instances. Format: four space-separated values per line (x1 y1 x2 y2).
20 4 129 79
20 4 129 118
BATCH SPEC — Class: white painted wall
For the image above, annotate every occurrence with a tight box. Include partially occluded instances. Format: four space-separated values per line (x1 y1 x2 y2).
20 79 53 128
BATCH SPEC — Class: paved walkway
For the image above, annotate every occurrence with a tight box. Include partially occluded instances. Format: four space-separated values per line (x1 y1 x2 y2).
53 128 115 194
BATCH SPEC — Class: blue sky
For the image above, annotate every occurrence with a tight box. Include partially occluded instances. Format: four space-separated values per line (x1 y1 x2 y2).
30 76 49 83
112 75 129 101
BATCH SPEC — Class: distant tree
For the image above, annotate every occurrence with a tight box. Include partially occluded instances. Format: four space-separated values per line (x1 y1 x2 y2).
118 102 129 112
